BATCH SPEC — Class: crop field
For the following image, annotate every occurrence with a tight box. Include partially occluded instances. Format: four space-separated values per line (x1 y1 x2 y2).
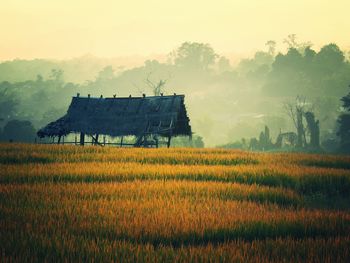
1 144 350 262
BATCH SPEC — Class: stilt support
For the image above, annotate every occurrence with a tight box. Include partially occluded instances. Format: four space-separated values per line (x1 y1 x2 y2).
80 133 85 146
167 136 172 148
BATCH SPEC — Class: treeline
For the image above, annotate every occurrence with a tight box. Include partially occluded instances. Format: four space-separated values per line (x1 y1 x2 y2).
0 37 350 150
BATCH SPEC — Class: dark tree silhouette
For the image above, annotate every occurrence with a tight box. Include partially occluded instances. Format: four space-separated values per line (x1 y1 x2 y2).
304 111 320 148
338 89 350 152
1 120 36 143
0 85 18 121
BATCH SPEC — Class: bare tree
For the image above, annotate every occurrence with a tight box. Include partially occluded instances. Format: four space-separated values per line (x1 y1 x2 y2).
144 71 172 96
265 40 276 56
283 96 321 149
283 34 313 53
283 101 297 129
283 96 308 147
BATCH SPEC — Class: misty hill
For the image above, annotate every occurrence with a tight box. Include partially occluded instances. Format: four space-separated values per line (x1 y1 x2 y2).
1 40 350 148
0 54 167 84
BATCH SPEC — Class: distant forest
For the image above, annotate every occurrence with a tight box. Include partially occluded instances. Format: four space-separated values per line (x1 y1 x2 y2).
1 36 350 152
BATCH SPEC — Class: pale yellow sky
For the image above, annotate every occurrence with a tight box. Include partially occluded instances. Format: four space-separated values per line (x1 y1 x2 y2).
1 0 349 61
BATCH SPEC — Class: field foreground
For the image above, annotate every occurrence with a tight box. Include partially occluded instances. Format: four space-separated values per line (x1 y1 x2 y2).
1 144 350 262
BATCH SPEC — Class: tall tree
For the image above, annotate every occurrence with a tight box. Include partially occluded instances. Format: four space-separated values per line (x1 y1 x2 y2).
1 120 36 143
217 56 231 72
265 40 276 56
173 42 218 71
284 97 308 148
315 44 345 72
304 111 320 148
283 34 312 53
0 84 18 121
338 89 350 152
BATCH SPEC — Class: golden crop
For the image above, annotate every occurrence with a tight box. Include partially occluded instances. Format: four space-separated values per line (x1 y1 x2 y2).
0 143 350 262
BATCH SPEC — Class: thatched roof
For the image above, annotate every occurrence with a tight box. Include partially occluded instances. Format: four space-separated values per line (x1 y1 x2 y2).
37 94 192 138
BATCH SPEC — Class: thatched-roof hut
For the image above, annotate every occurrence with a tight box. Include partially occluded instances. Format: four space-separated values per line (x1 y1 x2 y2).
37 94 192 147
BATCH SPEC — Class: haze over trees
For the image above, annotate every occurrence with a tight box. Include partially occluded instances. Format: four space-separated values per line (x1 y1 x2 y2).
338 90 350 153
0 38 349 151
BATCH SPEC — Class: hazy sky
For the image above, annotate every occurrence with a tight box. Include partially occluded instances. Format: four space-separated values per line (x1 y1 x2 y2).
1 0 349 61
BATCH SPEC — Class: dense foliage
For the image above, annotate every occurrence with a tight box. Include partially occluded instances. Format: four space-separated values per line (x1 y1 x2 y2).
0 39 349 148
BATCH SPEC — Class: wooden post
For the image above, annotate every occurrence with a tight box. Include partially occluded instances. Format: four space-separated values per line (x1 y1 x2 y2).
91 134 104 147
167 118 173 148
120 136 124 147
167 136 172 148
75 135 77 145
57 135 61 145
155 135 159 148
80 133 85 146
103 136 106 146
